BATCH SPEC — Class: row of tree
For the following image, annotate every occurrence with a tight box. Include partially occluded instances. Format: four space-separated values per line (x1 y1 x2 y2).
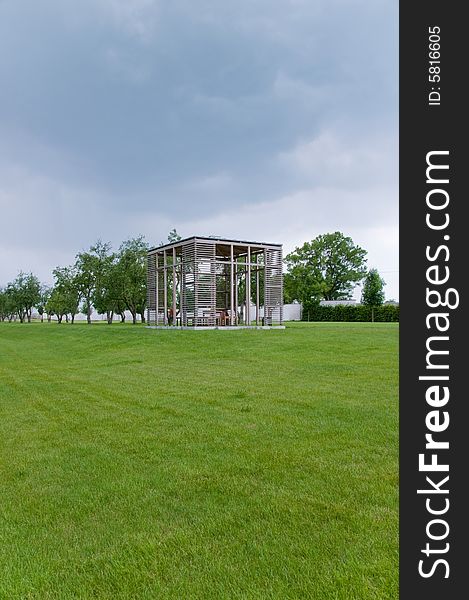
0 237 149 324
0 230 387 324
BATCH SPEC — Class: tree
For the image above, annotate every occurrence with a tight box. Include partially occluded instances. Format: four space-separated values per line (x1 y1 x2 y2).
36 285 52 322
0 287 16 322
116 236 148 324
0 288 6 321
46 287 68 324
361 268 386 321
157 228 182 247
92 253 122 324
283 272 298 304
0 288 10 322
115 298 128 323
167 228 182 243
284 232 367 303
75 241 112 324
52 266 81 323
6 272 41 323
6 280 24 322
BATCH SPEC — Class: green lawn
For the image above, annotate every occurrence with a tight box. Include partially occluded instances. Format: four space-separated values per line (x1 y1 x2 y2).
0 322 398 600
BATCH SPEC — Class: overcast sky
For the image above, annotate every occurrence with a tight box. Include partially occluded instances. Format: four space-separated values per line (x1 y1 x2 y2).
0 0 398 300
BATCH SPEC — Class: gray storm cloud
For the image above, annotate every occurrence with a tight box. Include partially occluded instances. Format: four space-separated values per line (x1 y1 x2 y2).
0 0 398 298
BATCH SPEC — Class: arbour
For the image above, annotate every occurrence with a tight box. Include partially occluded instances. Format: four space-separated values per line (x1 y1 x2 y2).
147 236 284 328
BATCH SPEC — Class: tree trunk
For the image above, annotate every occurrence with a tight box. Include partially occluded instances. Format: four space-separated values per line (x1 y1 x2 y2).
65 314 69 323
140 311 145 324
58 315 62 324
107 310 113 325
87 300 92 324
119 312 126 323
71 314 75 324
130 310 137 324
47 314 52 323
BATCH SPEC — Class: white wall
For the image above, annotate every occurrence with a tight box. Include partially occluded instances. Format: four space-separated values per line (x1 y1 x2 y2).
250 302 302 321
36 305 303 322
283 303 302 321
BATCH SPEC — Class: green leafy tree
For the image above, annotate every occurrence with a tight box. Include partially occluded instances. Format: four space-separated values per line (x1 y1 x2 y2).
8 275 26 322
7 272 41 323
0 287 16 322
116 299 128 323
75 241 112 324
167 228 182 243
157 228 182 247
92 253 123 324
361 268 386 321
0 288 4 321
46 287 68 324
52 266 81 323
285 232 367 303
283 272 299 304
117 236 149 324
0 288 10 322
24 273 41 322
36 285 52 322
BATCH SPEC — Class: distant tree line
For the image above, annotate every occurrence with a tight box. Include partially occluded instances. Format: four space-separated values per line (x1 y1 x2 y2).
0 230 391 324
0 236 152 324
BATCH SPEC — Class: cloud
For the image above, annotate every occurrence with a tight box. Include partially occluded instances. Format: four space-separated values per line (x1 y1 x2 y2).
102 47 152 84
277 129 397 189
97 0 160 43
0 0 398 298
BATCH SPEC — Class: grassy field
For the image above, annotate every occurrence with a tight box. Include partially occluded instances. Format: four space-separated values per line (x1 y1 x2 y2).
0 321 398 600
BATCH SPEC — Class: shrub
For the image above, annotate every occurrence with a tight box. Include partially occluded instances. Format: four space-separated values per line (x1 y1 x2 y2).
301 303 399 322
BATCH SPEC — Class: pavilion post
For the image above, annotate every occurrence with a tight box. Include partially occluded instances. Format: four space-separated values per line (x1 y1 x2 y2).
234 259 238 325
155 252 159 326
163 249 168 325
180 259 183 327
264 248 267 325
246 246 251 326
172 247 177 326
256 253 260 326
230 244 235 326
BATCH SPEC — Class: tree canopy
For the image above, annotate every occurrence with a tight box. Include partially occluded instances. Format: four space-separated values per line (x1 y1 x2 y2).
3 272 41 323
75 241 112 324
284 232 367 303
361 268 386 306
116 236 149 324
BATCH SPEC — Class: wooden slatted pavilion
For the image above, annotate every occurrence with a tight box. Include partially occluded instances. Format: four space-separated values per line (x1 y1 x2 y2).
147 236 284 329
